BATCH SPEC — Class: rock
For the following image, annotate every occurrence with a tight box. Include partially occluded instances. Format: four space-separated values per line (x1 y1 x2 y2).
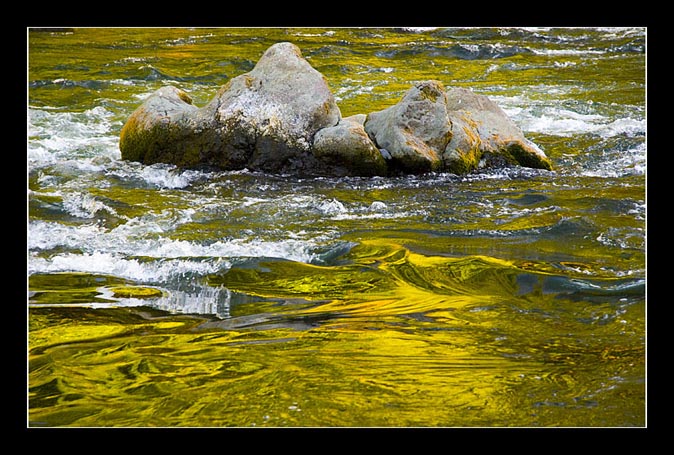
444 87 552 171
364 80 452 174
119 86 215 167
362 83 552 174
120 42 341 175
313 115 388 176
119 42 552 177
442 111 482 174
205 42 341 174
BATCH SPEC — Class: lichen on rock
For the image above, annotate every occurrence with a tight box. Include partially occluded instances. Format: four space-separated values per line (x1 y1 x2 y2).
444 87 552 171
443 112 483 174
364 80 452 174
206 42 341 172
119 42 552 177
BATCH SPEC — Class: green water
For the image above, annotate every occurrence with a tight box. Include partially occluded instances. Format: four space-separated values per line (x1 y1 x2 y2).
28 27 646 427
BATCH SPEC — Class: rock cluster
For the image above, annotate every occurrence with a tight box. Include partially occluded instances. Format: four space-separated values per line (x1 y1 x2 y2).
120 42 552 176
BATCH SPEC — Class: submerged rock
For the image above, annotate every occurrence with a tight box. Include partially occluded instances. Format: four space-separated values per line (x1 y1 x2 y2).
120 42 552 176
109 286 164 299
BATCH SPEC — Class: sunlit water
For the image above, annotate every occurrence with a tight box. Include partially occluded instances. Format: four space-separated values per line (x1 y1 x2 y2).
27 27 646 427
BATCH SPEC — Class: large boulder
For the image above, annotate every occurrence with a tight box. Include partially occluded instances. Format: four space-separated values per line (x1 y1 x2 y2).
444 87 552 171
119 86 216 167
363 83 552 175
313 114 388 176
364 80 452 174
120 42 341 174
119 42 552 177
204 42 341 173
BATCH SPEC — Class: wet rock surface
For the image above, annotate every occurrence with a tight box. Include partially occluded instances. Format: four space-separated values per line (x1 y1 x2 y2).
120 42 552 176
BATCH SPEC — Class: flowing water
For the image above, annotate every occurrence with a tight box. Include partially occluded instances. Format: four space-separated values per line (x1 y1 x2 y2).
27 27 646 427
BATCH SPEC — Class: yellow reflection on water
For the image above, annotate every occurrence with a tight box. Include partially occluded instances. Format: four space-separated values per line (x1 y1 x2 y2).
28 310 532 427
29 238 644 427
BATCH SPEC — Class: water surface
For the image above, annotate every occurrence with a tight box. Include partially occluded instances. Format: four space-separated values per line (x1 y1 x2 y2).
28 27 646 427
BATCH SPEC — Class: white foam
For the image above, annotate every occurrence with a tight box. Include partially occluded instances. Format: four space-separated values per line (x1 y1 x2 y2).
213 238 320 263
109 79 136 86
596 227 645 250
139 164 204 189
495 98 645 138
317 198 347 216
291 30 336 37
599 117 645 138
28 106 122 168
333 79 386 102
29 251 229 283
29 235 319 281
29 221 95 252
29 106 115 138
241 197 267 207
29 212 322 282
400 27 440 33
531 48 606 56
115 56 150 64
554 61 577 68
164 33 215 46
61 192 119 219
103 160 212 190
521 114 603 136
594 27 645 37
580 143 645 178
368 201 387 211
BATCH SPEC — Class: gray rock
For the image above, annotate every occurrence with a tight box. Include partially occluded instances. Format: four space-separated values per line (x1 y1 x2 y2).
364 80 452 173
362 83 551 175
442 111 482 174
313 115 388 176
120 42 341 175
445 87 552 171
119 43 551 177
206 42 341 173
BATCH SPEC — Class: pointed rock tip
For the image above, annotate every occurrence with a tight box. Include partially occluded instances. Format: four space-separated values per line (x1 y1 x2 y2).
261 41 303 58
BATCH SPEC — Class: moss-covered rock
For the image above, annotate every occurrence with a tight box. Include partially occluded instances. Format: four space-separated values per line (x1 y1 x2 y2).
119 43 551 177
120 86 204 166
443 112 483 174
108 286 164 299
313 115 388 176
444 88 552 171
364 80 452 174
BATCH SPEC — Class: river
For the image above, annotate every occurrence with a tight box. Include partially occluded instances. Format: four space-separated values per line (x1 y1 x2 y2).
27 27 646 427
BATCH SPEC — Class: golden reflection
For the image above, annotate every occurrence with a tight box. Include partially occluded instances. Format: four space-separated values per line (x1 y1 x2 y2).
29 309 535 426
29 238 644 426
